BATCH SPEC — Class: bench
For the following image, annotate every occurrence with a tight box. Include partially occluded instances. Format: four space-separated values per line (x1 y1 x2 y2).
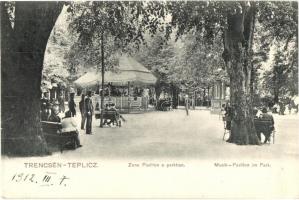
254 119 275 144
157 99 172 111
41 121 78 152
95 110 121 127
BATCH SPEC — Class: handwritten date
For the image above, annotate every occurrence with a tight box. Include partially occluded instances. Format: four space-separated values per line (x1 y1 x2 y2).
11 172 69 186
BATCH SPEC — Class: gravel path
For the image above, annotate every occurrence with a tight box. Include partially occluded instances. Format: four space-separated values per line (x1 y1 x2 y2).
53 109 299 160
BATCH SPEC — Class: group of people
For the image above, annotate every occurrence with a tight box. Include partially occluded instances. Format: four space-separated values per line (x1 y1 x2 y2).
102 103 126 126
272 102 286 115
40 92 65 120
272 101 298 115
40 90 95 148
97 85 151 98
78 91 94 134
42 87 127 133
40 93 83 148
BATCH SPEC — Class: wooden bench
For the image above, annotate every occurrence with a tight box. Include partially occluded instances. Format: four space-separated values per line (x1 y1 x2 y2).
157 99 172 111
95 110 121 127
41 121 78 152
161 100 172 111
254 119 275 144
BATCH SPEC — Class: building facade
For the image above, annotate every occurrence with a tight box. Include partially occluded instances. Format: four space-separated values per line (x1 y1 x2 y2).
210 80 229 114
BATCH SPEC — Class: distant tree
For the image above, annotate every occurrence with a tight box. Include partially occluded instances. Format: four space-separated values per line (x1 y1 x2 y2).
135 34 177 103
67 1 166 126
136 30 227 108
43 24 71 89
65 33 120 76
176 32 227 90
258 1 298 103
164 1 297 145
262 44 298 103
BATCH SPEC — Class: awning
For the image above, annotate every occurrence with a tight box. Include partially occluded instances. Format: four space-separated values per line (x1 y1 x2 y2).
74 55 157 87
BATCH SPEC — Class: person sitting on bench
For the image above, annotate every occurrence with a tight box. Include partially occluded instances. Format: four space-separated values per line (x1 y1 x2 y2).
259 107 275 143
102 103 111 126
48 103 61 123
106 103 126 126
254 108 263 141
61 111 82 148
41 107 50 121
224 103 232 130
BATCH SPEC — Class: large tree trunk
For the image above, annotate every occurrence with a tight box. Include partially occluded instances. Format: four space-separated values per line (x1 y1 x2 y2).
100 31 105 127
222 3 260 145
273 65 279 104
1 2 63 156
170 83 179 109
155 80 163 101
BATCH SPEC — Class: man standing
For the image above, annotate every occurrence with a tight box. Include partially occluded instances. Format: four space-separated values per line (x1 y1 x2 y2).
185 94 189 116
68 92 76 117
79 94 86 130
85 91 94 134
279 101 285 115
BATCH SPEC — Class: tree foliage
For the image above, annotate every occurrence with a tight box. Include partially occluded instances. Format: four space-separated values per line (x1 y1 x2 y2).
136 34 176 85
258 1 297 44
257 2 298 101
66 2 168 75
176 32 227 88
68 2 165 50
43 25 71 83
262 42 298 101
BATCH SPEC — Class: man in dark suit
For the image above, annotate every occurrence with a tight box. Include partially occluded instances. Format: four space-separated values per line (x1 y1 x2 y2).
41 91 51 120
260 107 275 143
68 92 76 117
79 94 86 130
85 91 94 134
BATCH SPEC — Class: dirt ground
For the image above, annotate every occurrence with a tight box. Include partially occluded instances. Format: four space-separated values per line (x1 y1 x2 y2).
2 109 299 199
50 108 299 160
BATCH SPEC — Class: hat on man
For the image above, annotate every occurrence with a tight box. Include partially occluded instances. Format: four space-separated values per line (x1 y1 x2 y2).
262 107 268 113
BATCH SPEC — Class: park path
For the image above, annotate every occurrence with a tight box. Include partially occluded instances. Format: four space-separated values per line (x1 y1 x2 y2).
2 109 299 199
53 109 299 160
